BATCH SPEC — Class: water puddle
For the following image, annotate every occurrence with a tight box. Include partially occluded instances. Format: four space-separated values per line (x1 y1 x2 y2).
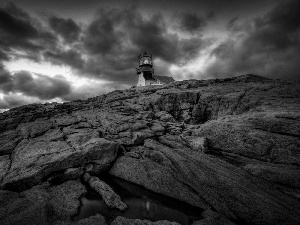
74 176 203 224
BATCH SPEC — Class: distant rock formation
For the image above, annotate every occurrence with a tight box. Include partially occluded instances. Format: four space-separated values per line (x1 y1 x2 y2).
0 74 300 225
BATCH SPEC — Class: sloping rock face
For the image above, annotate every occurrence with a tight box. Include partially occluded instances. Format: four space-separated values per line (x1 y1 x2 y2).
0 74 300 225
110 138 300 224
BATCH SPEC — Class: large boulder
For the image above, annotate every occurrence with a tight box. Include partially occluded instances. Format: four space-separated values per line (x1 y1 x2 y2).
110 138 300 225
193 112 300 165
1 137 120 191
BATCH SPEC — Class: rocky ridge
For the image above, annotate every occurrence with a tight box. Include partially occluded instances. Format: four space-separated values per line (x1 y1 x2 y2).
0 74 300 225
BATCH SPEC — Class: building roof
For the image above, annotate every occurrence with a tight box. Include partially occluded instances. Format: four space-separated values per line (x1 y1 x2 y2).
153 75 174 84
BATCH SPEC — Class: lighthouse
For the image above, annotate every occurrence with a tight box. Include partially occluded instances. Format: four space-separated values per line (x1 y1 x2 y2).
136 52 174 87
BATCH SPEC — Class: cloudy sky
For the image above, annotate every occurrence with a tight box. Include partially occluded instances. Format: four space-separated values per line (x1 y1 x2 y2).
0 0 299 110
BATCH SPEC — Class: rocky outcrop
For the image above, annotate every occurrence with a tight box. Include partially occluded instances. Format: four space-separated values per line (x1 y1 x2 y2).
84 174 127 211
0 74 300 224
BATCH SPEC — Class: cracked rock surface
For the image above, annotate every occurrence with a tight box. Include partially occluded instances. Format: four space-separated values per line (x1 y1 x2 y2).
0 74 300 225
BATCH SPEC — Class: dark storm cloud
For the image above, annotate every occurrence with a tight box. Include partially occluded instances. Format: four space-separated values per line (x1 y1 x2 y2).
49 16 81 43
206 0 300 80
226 16 241 32
44 49 85 69
62 82 130 102
1 0 294 110
0 95 22 109
0 3 39 51
0 62 71 109
0 65 12 93
0 3 34 36
0 67 71 100
80 7 209 84
127 13 180 63
0 2 210 88
83 8 122 55
248 0 300 52
0 51 10 61
0 3 57 58
0 93 36 109
175 11 214 34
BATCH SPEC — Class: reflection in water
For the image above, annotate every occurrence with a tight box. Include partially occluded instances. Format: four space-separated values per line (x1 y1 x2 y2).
146 201 150 213
74 176 203 225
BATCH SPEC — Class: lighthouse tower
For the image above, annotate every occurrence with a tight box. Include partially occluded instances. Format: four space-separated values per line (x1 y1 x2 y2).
136 52 155 86
136 52 174 87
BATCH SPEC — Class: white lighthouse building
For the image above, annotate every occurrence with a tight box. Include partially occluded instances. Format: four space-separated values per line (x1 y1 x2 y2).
136 52 174 87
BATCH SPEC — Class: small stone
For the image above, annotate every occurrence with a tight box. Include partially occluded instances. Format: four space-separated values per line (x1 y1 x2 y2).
83 173 91 183
188 136 209 153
